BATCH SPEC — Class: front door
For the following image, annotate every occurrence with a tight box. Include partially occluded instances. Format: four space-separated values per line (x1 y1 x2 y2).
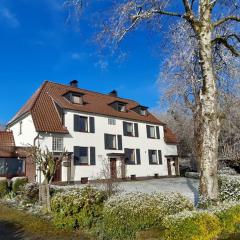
167 158 172 176
52 157 62 182
110 158 117 179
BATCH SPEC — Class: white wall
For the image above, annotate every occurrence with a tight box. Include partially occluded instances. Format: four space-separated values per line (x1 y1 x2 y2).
9 110 178 182
38 110 178 181
9 114 38 146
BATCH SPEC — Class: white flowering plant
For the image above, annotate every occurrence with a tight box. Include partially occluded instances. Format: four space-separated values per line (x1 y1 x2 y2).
102 192 193 240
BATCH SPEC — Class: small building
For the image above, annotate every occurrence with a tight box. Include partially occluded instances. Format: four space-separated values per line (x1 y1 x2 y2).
0 131 35 181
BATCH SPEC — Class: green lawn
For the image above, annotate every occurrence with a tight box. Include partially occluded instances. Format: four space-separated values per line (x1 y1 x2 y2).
0 204 91 240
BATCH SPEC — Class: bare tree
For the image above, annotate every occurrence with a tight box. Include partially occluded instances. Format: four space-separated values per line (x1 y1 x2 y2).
28 147 66 212
66 0 240 203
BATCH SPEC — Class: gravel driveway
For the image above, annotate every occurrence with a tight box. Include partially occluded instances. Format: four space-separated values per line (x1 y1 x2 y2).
118 177 199 204
55 177 199 204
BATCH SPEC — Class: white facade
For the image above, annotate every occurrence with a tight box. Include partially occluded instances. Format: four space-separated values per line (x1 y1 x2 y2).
9 110 178 182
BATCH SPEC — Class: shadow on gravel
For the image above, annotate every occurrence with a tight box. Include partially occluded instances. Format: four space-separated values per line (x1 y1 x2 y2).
0 220 25 240
186 178 199 205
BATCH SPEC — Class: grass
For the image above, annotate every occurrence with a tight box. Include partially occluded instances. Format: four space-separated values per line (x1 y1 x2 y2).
0 203 91 240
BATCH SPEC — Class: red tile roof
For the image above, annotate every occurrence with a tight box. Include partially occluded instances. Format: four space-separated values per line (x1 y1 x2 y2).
0 132 29 157
0 131 15 147
164 127 178 144
8 81 177 144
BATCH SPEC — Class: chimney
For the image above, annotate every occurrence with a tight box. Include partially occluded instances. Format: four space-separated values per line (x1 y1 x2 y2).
70 80 78 88
109 90 118 97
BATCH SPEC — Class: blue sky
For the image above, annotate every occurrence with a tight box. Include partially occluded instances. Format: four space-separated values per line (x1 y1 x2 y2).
0 0 172 124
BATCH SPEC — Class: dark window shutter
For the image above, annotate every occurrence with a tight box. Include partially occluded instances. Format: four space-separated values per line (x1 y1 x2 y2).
74 115 80 132
90 147 96 165
74 146 80 165
146 125 150 138
104 134 108 149
118 135 122 150
123 122 127 136
134 123 139 137
89 117 95 133
156 126 160 139
148 150 153 164
136 149 141 165
124 148 130 164
158 150 162 164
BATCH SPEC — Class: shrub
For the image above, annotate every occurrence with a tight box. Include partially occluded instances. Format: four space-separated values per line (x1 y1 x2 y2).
218 167 237 175
0 178 8 198
185 172 200 179
11 177 28 194
21 183 39 203
211 202 240 235
102 192 194 240
219 175 240 202
162 210 221 240
51 186 108 230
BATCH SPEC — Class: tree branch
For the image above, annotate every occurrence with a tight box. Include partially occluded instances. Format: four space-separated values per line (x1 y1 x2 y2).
212 36 240 56
213 16 240 28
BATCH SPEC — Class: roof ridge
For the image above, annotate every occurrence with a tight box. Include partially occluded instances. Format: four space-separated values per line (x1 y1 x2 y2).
45 80 140 105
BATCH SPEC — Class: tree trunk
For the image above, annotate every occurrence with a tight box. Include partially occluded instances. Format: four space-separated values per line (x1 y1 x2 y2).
197 1 220 202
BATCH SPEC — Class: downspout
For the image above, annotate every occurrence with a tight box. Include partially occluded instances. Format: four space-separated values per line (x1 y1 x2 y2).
33 133 40 183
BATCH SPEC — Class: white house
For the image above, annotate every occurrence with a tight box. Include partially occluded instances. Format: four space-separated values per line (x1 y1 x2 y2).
7 80 178 183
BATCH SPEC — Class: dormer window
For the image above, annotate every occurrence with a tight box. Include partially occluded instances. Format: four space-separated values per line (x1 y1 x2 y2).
109 101 127 112
64 91 84 105
140 108 146 116
118 103 126 112
72 94 83 104
132 105 148 116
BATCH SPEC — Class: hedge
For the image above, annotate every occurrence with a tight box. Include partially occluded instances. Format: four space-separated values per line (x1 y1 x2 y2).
211 202 240 236
162 210 221 240
12 177 28 194
51 186 108 230
0 178 8 198
102 192 194 240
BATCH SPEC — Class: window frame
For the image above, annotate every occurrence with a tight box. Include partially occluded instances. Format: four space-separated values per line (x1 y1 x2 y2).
125 148 136 165
52 137 64 152
149 149 158 165
105 134 117 150
74 146 89 165
108 118 116 125
79 116 88 132
126 122 134 136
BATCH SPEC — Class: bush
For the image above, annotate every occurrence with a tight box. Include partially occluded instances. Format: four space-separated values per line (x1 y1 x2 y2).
0 178 8 198
11 177 28 194
211 202 240 235
51 186 108 230
102 192 194 240
21 183 39 203
185 172 200 179
218 167 237 175
162 210 221 240
219 175 240 202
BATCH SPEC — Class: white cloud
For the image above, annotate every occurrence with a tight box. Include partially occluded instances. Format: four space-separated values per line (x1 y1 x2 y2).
0 7 20 28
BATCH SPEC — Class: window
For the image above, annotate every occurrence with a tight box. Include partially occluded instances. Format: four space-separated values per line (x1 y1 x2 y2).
118 103 126 112
146 125 160 139
19 121 22 135
140 109 146 116
125 148 135 164
74 115 95 133
123 122 138 137
105 134 116 149
149 150 158 164
74 147 88 165
126 122 134 136
149 126 155 138
52 137 63 152
108 118 116 125
79 116 88 132
72 94 83 104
